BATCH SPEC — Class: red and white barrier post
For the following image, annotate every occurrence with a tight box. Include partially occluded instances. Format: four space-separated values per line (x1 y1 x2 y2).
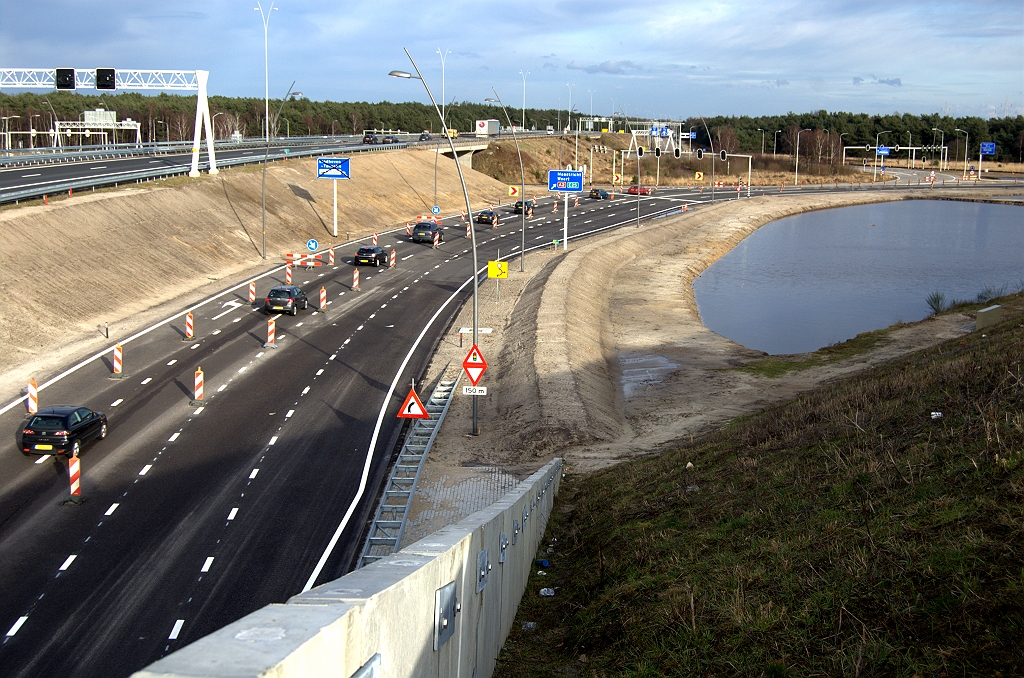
389 249 396 268
353 268 360 291
492 215 498 228
111 343 124 378
328 248 335 265
552 200 558 213
318 286 327 313
66 452 82 505
460 212 466 222
465 222 471 238
184 312 194 341
248 281 256 304
573 196 579 208
406 222 412 236
285 264 292 285
372 232 378 246
27 378 38 414
191 366 205 406
264 319 277 348
433 230 440 249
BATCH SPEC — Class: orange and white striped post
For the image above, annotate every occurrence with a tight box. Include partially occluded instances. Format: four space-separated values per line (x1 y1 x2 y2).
67 453 82 505
191 366 204 405
318 286 327 313
285 264 292 285
460 211 466 222
328 248 335 265
264 319 277 348
491 215 498 229
389 249 396 268
111 344 124 378
573 195 579 208
248 281 256 303
372 232 378 246
465 222 471 238
184 312 194 341
27 378 38 414
552 201 558 213
433 230 440 249
352 268 360 291
406 222 412 236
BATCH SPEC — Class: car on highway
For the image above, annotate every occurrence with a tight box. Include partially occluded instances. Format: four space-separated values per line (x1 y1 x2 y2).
513 200 536 214
589 188 610 199
627 185 655 195
18 405 107 457
362 133 380 144
411 222 444 244
418 133 432 141
354 245 388 267
475 209 498 224
264 285 309 316
381 135 399 144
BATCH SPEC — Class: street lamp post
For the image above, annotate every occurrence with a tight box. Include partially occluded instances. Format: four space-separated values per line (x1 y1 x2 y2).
157 119 169 144
519 70 529 130
773 130 781 157
688 125 695 154
794 128 811 186
260 80 296 260
873 130 892 181
391 49 481 435
254 1 277 144
955 128 969 178
838 132 849 166
486 91 526 272
436 48 450 131
29 114 39 149
756 128 765 155
932 128 946 169
212 111 224 140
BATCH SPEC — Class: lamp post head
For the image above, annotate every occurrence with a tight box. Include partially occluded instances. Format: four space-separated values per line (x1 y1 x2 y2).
484 98 498 103
389 70 416 79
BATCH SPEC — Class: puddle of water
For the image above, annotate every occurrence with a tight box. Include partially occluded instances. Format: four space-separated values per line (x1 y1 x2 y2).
620 353 678 399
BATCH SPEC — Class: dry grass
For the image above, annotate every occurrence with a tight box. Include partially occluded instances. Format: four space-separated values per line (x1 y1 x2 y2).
497 307 1024 676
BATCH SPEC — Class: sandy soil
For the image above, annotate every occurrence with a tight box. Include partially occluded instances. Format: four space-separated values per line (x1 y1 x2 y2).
400 187 1011 544
0 150 510 400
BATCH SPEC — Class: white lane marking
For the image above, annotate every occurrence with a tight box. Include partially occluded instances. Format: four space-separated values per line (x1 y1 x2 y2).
139 464 153 475
168 432 180 442
167 360 177 366
356 325 363 331
256 352 264 358
105 503 119 516
296 322 303 327
212 329 221 335
329 354 336 360
110 398 123 407
190 343 200 349
232 317 241 323
141 377 152 384
193 406 204 415
238 366 247 373
58 555 77 571
169 619 185 640
269 436 278 445
201 557 214 573
271 313 282 320
149 160 160 163
34 455 51 464
227 507 238 520
249 469 259 479
392 294 399 299
401 254 414 260
584 220 592 224
343 339 350 345
285 410 294 418
301 386 310 396
369 314 376 319
403 286 409 291
6 616 28 637
316 369 324 376
22 173 41 177
217 384 227 392
90 166 107 170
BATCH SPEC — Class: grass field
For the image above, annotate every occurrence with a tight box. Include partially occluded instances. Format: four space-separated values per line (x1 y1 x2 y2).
496 301 1024 676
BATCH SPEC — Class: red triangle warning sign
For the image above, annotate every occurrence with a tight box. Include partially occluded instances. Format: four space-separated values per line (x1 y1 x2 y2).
397 387 431 419
462 344 488 386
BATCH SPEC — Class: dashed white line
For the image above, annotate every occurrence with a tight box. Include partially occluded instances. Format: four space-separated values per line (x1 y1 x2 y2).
369 314 376 319
249 469 259 479
227 507 238 520
6 616 28 637
238 366 247 373
285 410 294 418
295 322 303 327
105 503 119 516
167 360 177 366
301 386 310 396
169 619 185 640
232 318 241 323
110 399 123 407
190 343 200 349
34 455 50 464
343 339 350 345
141 377 152 384
193 406 204 415
139 464 153 475
329 354 336 360
58 555 77 571
316 369 324 376
22 173 41 177
401 254 414 260
201 557 214 573
217 384 227 392
256 351 264 358
168 432 180 442
269 436 278 445
212 329 221 335
356 325 364 331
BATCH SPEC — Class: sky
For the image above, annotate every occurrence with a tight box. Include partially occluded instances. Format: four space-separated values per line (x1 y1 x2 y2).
1 0 1022 119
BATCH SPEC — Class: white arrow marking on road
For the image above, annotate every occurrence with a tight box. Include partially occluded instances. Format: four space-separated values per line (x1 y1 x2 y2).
211 300 243 320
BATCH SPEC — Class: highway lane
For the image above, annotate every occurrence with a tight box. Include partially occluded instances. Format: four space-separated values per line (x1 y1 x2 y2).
0 181 984 676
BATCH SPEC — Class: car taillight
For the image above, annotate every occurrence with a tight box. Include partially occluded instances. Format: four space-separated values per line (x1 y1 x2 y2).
265 297 271 304
289 298 294 304
53 431 70 437
22 429 34 435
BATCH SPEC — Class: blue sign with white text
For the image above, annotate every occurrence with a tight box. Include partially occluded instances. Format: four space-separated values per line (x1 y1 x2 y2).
547 169 585 192
980 142 996 155
317 157 350 179
876 146 890 156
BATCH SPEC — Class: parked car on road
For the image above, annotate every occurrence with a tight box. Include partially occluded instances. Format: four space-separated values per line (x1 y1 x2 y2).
589 188 610 199
264 285 309 316
354 245 388 267
362 133 380 144
18 405 107 457
627 185 654 195
411 222 444 244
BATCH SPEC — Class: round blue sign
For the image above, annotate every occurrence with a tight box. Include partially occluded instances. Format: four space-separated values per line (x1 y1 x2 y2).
431 205 440 215
306 238 319 251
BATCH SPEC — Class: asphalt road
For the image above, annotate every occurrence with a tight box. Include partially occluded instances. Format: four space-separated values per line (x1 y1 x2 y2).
0 179 1006 676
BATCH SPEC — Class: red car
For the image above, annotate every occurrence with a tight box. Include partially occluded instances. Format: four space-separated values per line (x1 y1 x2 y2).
627 185 655 195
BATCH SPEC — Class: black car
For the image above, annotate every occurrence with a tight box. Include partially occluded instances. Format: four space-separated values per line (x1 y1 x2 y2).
411 222 444 244
513 200 536 214
19 405 107 457
354 245 388 267
381 135 399 144
362 133 380 144
264 285 309 316
418 133 432 141
589 188 610 199
476 210 498 224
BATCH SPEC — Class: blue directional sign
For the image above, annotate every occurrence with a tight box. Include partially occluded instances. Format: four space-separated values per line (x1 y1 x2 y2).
547 169 585 192
876 146 891 156
317 157 350 179
306 238 319 251
431 205 441 215
660 126 670 138
689 131 697 139
980 141 996 155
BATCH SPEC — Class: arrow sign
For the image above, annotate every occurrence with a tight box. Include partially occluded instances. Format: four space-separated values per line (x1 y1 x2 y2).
462 343 487 386
508 185 520 197
397 387 430 419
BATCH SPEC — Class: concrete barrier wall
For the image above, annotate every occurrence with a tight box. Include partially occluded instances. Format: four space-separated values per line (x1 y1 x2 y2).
134 458 563 678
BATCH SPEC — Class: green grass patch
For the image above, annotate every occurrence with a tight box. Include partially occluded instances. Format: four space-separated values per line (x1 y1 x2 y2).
741 322 907 377
497 314 1024 676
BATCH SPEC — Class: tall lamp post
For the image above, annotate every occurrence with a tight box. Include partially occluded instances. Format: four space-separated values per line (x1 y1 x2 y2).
391 49 481 435
254 1 277 144
29 114 39 149
260 81 296 260
212 111 224 140
794 128 811 186
436 48 450 130
485 91 526 272
838 132 849 166
157 119 169 144
519 70 529 130
932 127 945 169
873 129 891 181
773 129 781 157
756 128 765 155
954 128 969 178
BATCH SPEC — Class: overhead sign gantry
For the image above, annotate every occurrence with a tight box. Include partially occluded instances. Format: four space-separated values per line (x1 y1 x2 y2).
0 67 218 177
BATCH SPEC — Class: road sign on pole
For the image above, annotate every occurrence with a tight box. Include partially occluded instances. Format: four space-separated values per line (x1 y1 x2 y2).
876 146 890 156
316 157 350 179
508 185 519 197
547 169 585 192
462 344 487 386
980 142 996 155
306 238 318 251
431 205 441 214
397 387 430 419
487 261 508 279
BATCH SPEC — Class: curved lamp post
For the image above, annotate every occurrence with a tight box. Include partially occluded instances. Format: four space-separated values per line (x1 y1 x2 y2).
261 80 295 260
873 130 892 181
390 49 481 435
795 128 811 186
486 92 526 272
954 128 969 178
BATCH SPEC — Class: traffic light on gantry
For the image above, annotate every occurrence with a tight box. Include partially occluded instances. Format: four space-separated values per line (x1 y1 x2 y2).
55 68 76 90
95 68 116 90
